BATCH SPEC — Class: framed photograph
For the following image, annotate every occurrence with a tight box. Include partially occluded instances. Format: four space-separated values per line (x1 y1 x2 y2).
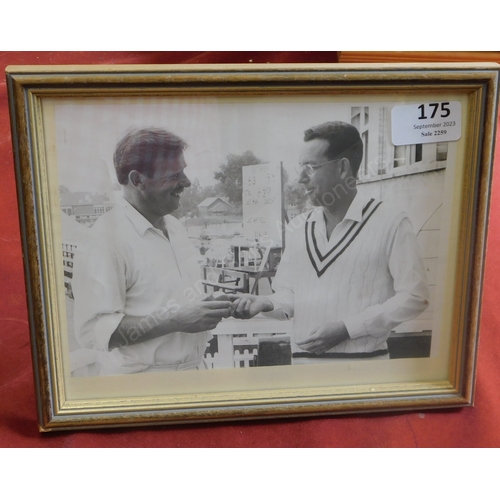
7 63 499 431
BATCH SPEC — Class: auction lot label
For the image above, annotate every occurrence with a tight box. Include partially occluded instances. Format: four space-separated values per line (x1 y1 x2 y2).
391 101 462 146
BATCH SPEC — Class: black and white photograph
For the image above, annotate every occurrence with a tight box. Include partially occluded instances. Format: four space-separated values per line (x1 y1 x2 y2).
8 64 497 430
56 97 452 377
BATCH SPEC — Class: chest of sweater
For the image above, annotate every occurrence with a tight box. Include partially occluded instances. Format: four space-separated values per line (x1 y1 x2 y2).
293 208 397 312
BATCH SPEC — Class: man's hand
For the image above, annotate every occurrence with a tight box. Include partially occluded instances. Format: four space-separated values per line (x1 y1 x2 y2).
204 293 233 302
171 298 233 333
230 294 274 319
295 321 350 354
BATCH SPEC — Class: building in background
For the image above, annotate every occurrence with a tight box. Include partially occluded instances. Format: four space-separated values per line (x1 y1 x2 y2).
60 191 114 227
197 197 234 217
351 105 447 340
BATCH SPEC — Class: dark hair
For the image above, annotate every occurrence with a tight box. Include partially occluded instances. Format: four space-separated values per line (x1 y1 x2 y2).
304 121 363 177
114 128 187 185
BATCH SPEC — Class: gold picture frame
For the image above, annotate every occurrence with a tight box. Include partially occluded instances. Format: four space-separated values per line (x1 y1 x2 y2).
6 63 499 431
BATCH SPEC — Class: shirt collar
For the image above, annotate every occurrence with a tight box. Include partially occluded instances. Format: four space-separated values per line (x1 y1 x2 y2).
118 197 162 237
313 191 368 225
342 192 368 223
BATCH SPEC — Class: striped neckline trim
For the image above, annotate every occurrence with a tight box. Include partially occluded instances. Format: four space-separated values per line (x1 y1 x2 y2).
305 198 382 277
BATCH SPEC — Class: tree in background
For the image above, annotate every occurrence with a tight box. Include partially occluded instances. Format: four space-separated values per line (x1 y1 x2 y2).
59 185 71 196
213 151 262 206
282 168 307 215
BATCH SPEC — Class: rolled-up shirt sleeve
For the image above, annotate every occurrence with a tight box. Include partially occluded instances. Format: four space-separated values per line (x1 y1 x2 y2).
72 237 126 352
343 217 430 339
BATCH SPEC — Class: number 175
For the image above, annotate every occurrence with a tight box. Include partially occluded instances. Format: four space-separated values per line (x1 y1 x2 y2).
418 102 451 120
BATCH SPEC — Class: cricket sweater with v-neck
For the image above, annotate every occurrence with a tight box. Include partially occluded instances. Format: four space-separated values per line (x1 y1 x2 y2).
265 193 430 355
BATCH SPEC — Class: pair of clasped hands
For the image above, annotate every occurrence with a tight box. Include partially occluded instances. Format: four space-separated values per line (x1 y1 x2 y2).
198 292 272 324
189 293 349 355
175 293 268 336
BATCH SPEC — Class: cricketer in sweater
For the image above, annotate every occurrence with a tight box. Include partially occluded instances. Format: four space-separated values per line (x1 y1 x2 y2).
231 121 430 362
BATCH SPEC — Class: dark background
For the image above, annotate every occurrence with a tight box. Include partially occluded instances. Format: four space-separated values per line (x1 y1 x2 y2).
1 51 499 447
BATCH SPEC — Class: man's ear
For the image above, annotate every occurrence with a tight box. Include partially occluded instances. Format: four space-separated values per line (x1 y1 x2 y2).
339 157 351 179
128 170 143 188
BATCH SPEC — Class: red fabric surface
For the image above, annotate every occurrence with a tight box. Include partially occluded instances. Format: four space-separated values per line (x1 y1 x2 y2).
1 51 499 447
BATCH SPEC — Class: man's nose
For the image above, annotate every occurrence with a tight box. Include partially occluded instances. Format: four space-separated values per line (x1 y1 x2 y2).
180 171 191 187
298 169 309 184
